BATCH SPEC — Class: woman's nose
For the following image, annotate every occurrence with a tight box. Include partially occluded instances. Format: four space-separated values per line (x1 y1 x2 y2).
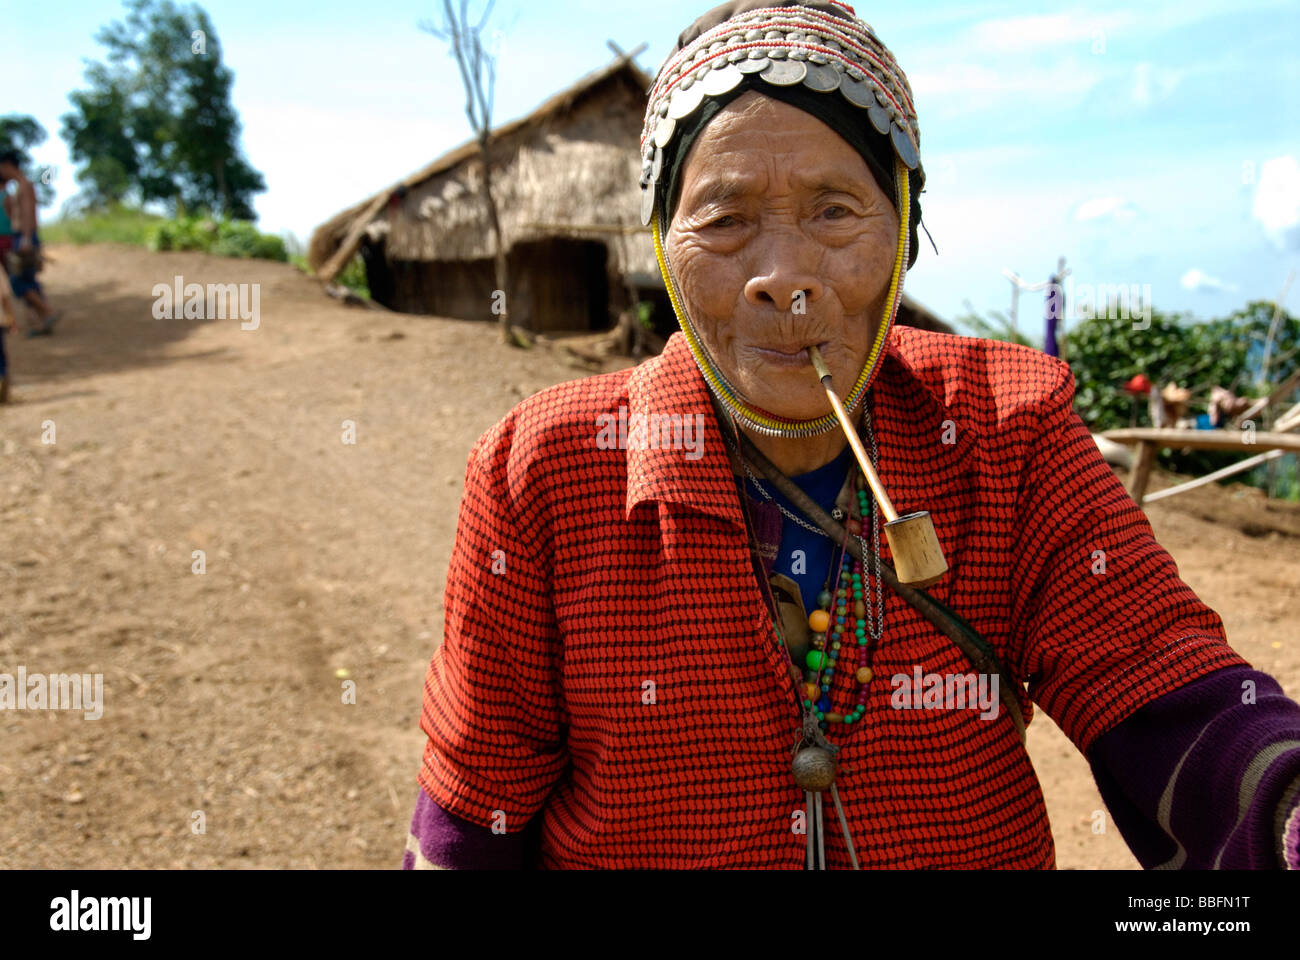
742 233 825 312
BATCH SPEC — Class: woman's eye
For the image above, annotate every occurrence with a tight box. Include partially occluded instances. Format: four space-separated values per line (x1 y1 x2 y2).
821 205 849 220
709 214 737 228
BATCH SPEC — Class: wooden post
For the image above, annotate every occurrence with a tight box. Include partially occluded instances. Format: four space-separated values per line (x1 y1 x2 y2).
1128 441 1157 505
318 192 390 285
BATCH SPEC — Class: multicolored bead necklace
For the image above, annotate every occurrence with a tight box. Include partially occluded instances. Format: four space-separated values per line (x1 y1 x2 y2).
798 466 885 730
785 403 889 723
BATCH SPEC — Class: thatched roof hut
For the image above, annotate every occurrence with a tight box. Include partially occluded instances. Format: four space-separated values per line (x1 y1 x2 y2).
309 53 663 333
309 51 953 337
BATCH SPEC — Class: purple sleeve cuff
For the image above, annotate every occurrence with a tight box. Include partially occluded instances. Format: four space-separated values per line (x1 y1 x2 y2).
1284 788 1300 870
402 787 532 870
1088 666 1300 869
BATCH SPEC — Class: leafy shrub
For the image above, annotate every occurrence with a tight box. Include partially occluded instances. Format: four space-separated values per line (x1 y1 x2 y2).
961 299 1299 498
1066 301 1298 433
146 214 286 262
335 256 370 299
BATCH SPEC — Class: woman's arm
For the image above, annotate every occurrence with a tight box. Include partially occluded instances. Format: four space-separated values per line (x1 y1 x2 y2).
403 788 533 870
406 414 567 868
1088 665 1300 869
1000 355 1300 867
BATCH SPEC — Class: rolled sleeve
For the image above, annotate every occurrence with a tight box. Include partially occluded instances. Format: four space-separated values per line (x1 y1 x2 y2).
417 419 568 831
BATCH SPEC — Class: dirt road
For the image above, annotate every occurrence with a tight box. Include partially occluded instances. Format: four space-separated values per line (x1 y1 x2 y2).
2 244 1296 869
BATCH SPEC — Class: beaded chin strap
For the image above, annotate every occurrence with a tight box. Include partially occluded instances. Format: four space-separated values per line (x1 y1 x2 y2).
639 3 924 440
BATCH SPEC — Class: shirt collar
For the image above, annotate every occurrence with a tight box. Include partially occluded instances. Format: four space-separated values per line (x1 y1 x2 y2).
624 333 747 527
623 329 980 525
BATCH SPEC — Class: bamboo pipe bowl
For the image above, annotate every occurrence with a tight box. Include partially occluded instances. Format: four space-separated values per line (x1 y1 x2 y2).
884 511 948 589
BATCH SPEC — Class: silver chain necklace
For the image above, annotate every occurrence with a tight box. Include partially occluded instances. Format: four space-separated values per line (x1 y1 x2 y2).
743 406 887 641
743 461 831 538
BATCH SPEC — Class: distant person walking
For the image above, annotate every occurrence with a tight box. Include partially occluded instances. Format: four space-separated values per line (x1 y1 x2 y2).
0 172 15 402
0 266 14 403
0 151 59 337
0 172 12 265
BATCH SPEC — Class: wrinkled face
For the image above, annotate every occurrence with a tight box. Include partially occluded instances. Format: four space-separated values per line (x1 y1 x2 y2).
665 92 900 421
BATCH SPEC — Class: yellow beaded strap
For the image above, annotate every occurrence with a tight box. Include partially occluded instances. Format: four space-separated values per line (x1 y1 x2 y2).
652 156 911 440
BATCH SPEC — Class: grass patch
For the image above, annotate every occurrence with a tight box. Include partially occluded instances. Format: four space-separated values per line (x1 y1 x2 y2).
43 205 165 246
43 206 289 263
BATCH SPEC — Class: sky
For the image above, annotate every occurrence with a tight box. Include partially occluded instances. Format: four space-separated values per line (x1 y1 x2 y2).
7 0 1300 328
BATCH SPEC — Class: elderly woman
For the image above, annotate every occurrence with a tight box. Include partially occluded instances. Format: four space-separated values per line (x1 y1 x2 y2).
405 0 1300 869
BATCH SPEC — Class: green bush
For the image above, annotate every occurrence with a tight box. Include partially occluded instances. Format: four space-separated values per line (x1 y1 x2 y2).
335 256 369 299
145 214 287 262
148 215 214 252
962 299 1299 499
1066 301 1298 434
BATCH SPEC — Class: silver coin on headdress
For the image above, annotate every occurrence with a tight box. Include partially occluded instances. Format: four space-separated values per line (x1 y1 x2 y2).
891 123 919 170
654 116 677 149
651 145 664 181
840 77 876 108
868 103 891 135
802 62 842 92
640 183 656 226
667 82 706 120
699 63 744 96
760 59 807 86
737 55 771 74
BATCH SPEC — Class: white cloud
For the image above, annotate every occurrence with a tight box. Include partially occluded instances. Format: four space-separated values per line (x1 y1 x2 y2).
964 0 1295 55
1132 62 1151 106
909 58 1104 115
1075 196 1138 223
1181 269 1237 293
1131 62 1185 107
1253 155 1300 252
967 12 1131 53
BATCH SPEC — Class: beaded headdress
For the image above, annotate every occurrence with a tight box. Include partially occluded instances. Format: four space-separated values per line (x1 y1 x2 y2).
640 1 926 439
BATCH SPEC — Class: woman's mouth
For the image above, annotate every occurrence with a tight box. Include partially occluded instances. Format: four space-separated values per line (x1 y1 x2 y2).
753 341 831 369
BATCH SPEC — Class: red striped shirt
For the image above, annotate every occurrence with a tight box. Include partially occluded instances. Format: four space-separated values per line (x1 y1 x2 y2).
417 328 1244 868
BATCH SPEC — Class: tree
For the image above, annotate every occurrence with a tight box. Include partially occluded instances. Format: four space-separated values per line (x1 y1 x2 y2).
421 0 526 348
60 0 265 218
0 115 56 207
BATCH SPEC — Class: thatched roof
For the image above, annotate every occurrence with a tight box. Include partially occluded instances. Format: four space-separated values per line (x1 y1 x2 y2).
308 53 657 277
